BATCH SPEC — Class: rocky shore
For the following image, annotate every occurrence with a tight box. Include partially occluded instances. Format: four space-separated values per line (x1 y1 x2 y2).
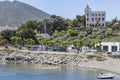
0 50 85 66
0 49 120 74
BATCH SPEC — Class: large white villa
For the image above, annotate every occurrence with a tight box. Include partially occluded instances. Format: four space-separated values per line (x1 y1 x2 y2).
85 5 106 27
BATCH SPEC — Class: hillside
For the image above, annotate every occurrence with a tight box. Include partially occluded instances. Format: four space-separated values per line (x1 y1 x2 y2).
0 1 50 26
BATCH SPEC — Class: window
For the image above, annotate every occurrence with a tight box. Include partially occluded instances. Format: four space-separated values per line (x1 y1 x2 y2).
99 24 101 26
87 13 89 16
92 14 94 16
92 18 94 21
87 18 89 21
99 14 101 16
99 18 101 21
103 46 108 52
102 18 104 21
95 24 98 26
102 14 104 16
111 46 117 52
95 14 97 16
102 23 104 26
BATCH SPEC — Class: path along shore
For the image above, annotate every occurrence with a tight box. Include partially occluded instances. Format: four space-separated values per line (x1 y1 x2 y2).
0 49 120 74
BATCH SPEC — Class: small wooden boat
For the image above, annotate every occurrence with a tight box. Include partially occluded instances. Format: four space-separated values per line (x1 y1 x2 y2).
97 73 115 79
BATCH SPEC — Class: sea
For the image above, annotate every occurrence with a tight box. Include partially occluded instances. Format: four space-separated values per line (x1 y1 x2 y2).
0 64 119 80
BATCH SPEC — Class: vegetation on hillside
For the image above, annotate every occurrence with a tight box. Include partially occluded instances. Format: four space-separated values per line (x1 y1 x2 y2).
0 15 120 51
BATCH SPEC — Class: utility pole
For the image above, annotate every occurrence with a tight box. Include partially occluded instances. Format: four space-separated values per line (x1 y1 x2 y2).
43 20 47 38
43 20 47 51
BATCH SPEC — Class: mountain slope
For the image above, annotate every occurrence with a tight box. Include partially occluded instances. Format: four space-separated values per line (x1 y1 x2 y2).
0 1 50 26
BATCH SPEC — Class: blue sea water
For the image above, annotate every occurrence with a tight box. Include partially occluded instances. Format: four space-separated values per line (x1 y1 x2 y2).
0 64 119 80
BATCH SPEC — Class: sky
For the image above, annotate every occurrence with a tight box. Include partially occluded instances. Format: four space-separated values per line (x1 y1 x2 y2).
1 0 120 21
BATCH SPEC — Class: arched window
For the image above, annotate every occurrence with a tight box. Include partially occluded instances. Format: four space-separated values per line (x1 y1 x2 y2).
102 23 104 26
92 18 94 21
87 18 89 21
102 18 104 21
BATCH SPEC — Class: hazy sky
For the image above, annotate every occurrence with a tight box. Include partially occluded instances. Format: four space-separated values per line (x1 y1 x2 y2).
1 0 120 21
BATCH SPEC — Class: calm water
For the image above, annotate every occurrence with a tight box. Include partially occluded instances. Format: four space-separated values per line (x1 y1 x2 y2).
0 64 119 80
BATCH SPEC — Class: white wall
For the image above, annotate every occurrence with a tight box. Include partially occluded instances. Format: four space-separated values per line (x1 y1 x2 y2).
0 26 18 32
101 42 120 52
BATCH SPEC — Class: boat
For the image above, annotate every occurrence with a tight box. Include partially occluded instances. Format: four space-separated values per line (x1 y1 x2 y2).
96 73 115 79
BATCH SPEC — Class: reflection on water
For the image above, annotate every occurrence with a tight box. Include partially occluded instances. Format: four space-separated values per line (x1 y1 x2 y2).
0 64 119 80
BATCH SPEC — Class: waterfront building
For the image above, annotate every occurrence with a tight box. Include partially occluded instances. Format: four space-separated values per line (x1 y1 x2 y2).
100 42 120 52
85 5 106 27
67 45 77 53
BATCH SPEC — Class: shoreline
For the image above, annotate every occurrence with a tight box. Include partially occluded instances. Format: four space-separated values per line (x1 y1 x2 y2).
0 49 120 75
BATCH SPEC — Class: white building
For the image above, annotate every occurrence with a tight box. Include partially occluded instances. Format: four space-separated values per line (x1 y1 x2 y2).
67 45 77 53
85 5 106 27
100 42 120 52
0 25 18 32
25 44 46 51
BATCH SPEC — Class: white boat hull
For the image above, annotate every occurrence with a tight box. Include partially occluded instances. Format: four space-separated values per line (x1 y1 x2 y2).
97 73 114 79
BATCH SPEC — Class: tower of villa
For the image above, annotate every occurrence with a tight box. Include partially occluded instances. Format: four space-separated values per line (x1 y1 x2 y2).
85 5 106 27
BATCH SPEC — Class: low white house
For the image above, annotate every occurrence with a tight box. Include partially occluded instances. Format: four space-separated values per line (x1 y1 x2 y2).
67 45 77 53
0 25 18 32
100 42 120 52
25 44 46 51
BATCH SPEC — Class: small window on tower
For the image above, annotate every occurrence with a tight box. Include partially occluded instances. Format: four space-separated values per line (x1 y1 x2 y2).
92 24 94 26
92 18 94 21
87 18 89 21
99 18 101 21
87 13 89 16
102 18 104 21
102 23 104 26
99 24 101 26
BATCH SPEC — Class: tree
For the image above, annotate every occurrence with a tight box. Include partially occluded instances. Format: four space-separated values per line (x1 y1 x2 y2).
44 15 68 34
111 22 120 30
23 38 35 50
17 28 36 39
24 38 35 45
72 39 78 47
62 41 69 51
72 15 86 28
53 30 59 35
107 17 118 28
20 20 38 30
66 19 73 27
85 26 93 34
71 39 83 53
1 39 8 45
0 30 16 41
90 39 101 48
10 36 22 50
77 40 83 48
67 29 78 36
10 36 22 45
